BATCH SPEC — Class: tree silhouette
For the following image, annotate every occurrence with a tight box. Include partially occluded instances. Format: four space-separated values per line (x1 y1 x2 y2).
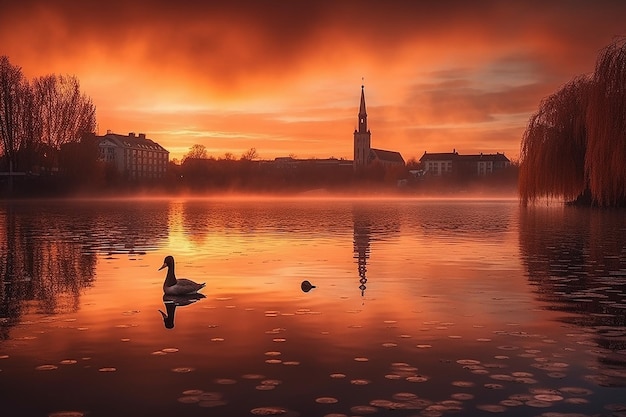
519 37 626 207
0 56 30 171
182 143 208 161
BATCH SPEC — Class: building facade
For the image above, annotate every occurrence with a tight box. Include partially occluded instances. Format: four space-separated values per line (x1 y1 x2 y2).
98 131 169 180
420 150 510 177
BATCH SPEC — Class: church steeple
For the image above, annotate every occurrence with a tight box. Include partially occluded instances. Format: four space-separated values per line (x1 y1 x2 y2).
353 84 371 172
358 84 367 133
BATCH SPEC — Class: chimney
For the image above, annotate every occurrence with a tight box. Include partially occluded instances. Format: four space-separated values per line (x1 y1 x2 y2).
138 133 146 139
129 132 135 137
106 129 112 135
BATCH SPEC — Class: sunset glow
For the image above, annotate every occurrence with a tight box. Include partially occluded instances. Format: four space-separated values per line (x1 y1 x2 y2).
3 1 625 161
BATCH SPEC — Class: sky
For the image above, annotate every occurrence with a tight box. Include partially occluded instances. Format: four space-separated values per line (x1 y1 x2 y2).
1 0 625 162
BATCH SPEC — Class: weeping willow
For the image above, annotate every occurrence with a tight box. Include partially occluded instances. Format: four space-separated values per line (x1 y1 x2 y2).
519 38 626 207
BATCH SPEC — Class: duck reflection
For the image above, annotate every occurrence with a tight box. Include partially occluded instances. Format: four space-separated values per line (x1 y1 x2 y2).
159 293 206 329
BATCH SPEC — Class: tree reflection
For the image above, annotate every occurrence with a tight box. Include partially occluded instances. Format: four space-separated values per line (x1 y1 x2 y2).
0 200 170 340
518 206 626 386
0 204 97 339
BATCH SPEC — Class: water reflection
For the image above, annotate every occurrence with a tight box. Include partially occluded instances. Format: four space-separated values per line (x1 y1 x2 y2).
0 200 170 339
352 203 402 298
159 294 206 329
353 209 371 298
519 206 626 386
0 203 97 339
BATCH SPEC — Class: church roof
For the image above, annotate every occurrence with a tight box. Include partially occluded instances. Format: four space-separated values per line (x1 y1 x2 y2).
370 148 405 164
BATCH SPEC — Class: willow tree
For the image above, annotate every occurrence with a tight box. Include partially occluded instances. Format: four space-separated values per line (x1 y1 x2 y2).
519 76 590 204
585 39 626 206
519 38 626 207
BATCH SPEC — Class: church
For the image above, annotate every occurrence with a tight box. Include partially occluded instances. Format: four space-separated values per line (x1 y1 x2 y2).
353 85 405 172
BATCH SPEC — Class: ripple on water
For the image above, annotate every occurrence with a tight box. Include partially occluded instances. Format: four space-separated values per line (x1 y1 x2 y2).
476 404 507 413
350 405 378 414
406 375 429 383
451 381 475 387
215 378 237 384
250 406 289 415
48 412 86 417
242 374 265 380
392 392 418 401
451 393 474 401
350 379 371 385
36 364 58 371
315 397 338 404
171 367 194 373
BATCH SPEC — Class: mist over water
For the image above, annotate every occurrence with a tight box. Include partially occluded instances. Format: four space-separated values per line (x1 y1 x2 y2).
0 198 625 416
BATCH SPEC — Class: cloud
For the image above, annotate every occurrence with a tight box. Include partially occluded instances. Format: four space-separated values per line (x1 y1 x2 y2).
2 0 626 160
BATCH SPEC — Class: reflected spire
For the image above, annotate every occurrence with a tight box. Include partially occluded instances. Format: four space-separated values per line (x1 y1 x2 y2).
353 214 371 299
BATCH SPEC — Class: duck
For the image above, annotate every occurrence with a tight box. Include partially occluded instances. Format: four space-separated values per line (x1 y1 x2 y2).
301 280 316 293
159 255 206 296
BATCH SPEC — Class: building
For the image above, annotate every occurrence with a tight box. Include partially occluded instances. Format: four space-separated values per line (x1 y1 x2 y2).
353 85 405 171
98 131 169 180
419 150 510 177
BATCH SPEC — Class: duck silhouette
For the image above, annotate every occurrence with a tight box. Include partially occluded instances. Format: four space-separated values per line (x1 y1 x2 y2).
159 255 206 296
301 280 316 293
159 294 206 329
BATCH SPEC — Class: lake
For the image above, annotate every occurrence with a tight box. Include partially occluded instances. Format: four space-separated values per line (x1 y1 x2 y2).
1 197 625 417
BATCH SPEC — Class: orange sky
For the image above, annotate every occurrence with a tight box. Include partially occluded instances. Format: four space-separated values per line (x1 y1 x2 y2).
2 0 625 162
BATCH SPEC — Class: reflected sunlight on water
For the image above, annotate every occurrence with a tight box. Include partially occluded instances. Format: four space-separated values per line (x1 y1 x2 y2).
0 198 625 416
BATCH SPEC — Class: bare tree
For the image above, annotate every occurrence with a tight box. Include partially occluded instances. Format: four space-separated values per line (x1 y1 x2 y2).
0 56 29 170
240 147 258 161
182 144 208 161
32 74 96 150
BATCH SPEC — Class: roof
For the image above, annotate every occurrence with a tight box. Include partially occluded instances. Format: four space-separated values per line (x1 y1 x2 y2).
420 151 509 163
99 132 168 153
457 153 510 163
420 152 457 162
370 148 405 164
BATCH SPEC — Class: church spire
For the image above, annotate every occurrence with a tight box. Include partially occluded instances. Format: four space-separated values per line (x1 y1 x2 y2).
358 84 368 133
354 84 371 172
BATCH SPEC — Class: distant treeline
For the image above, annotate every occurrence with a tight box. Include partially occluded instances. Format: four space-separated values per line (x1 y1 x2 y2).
0 56 96 174
1 150 518 198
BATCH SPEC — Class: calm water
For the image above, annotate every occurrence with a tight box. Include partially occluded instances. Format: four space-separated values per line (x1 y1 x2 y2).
1 197 625 417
